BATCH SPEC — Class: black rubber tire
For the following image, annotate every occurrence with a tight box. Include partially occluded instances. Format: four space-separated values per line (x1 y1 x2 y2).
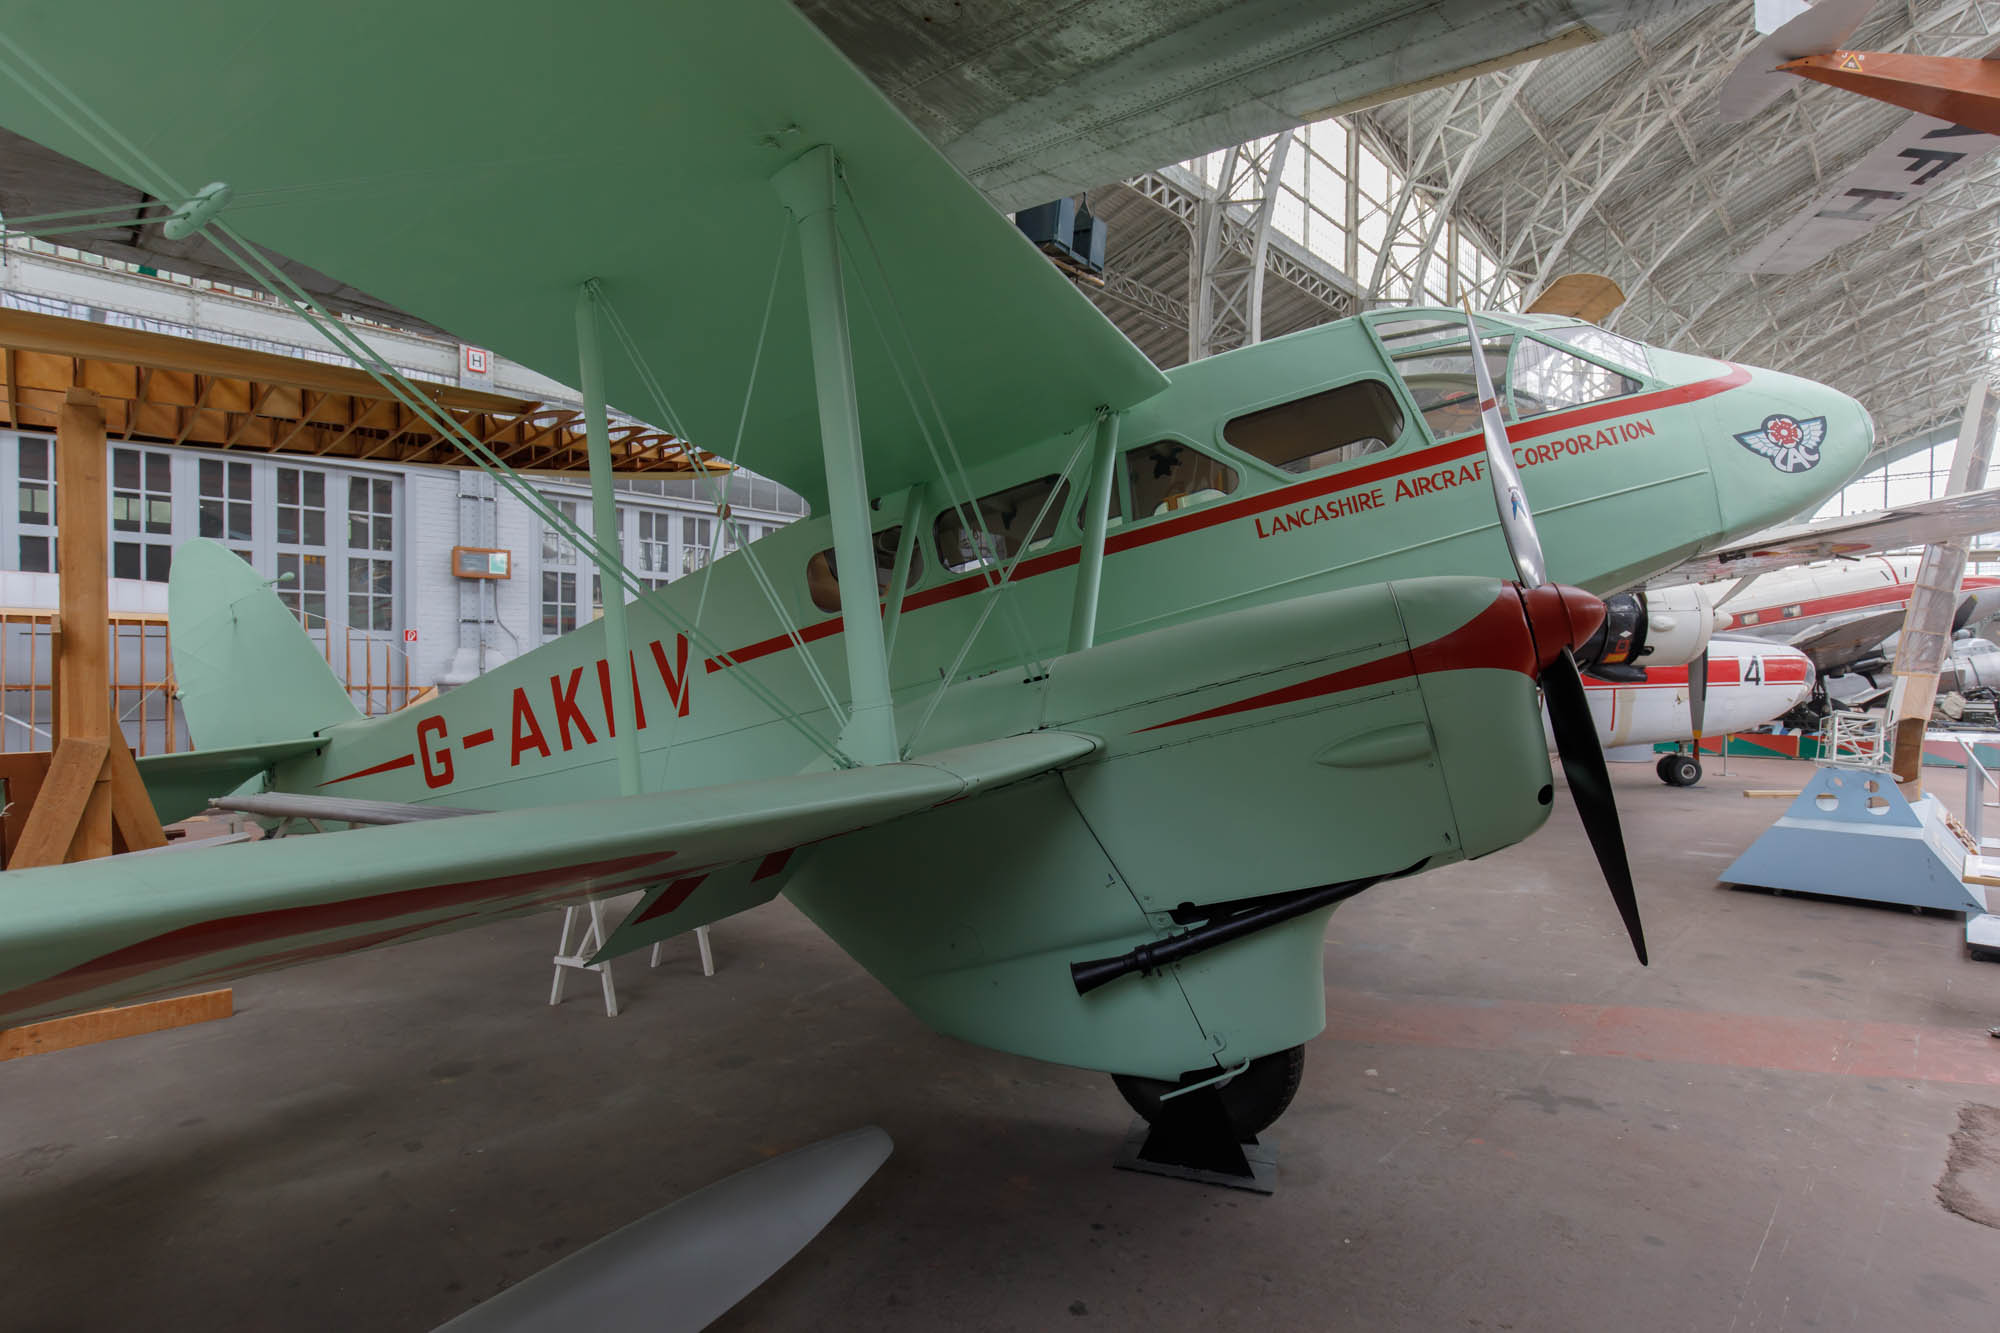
1658 753 1701 787
1112 1045 1306 1138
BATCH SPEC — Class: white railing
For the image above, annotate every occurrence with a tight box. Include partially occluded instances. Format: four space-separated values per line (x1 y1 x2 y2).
1962 739 2000 851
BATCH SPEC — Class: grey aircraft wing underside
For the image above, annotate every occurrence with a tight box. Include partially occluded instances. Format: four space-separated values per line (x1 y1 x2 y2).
1782 608 1910 676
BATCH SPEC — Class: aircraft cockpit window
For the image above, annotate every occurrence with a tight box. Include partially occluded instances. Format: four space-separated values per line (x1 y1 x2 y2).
1390 338 1514 441
934 474 1072 574
1509 338 1642 419
1546 325 1652 378
1222 380 1405 476
806 525 921 614
1123 441 1239 519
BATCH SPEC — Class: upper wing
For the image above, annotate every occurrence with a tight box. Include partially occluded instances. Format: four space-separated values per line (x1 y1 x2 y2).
0 1 1168 508
0 732 1097 1027
1653 488 2000 584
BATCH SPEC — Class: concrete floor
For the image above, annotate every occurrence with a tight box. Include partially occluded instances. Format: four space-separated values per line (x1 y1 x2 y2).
4 755 1998 1332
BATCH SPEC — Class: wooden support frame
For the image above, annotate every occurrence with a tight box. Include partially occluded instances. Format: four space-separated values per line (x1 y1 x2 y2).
0 989 233 1060
0 305 722 476
1 388 201 1056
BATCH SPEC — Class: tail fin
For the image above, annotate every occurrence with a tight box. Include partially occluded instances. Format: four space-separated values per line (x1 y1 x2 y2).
169 539 360 750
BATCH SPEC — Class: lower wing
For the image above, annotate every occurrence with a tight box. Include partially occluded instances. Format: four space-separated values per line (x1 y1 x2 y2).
0 733 1096 1027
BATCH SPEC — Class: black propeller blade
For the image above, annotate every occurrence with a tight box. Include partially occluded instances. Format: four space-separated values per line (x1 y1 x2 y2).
1458 296 1647 965
1539 644 1649 965
1688 648 1709 755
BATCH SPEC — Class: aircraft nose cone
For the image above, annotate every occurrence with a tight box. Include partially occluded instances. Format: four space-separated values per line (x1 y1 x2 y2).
1708 368 1872 537
1826 388 1874 484
1520 583 1606 671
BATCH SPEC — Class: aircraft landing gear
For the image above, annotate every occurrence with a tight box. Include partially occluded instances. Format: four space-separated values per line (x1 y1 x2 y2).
1657 751 1702 787
1113 1045 1304 1136
1109 1046 1303 1193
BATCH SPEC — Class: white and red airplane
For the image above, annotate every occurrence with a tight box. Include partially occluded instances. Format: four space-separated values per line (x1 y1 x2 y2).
1562 637 1816 786
1707 554 2000 697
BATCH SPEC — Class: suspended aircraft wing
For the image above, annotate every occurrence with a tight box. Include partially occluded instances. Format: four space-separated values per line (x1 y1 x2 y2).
0 1 1168 509
1654 487 2000 584
0 731 1097 1028
1784 607 1908 675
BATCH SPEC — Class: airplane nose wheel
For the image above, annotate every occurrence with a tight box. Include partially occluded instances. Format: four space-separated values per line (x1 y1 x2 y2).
1112 1044 1305 1139
1657 752 1702 787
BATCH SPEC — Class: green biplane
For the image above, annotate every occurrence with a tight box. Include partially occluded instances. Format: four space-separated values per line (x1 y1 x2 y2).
0 0 1870 1150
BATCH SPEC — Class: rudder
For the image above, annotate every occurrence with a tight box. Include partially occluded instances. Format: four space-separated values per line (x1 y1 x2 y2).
168 539 361 750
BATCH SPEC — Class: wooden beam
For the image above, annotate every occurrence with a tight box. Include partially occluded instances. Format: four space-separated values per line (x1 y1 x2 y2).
0 308 727 479
171 374 219 447
9 737 108 867
54 387 113 860
0 305 528 412
105 732 166 852
0 751 51 868
0 989 233 1061
55 389 109 739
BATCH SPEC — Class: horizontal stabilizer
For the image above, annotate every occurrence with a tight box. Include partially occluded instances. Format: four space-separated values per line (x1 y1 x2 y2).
0 731 1098 1027
136 737 327 825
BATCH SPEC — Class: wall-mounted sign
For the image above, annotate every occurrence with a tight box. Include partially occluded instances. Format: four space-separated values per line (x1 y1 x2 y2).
463 345 491 375
451 546 512 579
403 628 419 643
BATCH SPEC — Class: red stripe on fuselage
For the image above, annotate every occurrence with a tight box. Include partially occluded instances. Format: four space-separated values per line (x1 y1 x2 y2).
1137 589 1538 733
1584 655 1810 690
1728 577 2000 629
319 753 416 786
709 365 1752 673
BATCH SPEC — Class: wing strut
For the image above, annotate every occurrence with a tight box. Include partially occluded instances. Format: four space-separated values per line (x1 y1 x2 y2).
773 145 897 766
576 280 644 795
1068 407 1121 654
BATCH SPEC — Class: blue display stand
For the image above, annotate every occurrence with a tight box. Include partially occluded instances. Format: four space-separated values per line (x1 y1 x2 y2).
1722 765 1985 914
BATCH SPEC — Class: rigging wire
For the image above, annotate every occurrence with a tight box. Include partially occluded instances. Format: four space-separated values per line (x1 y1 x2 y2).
0 35 855 767
594 262 852 732
840 182 1053 681
899 425 1092 758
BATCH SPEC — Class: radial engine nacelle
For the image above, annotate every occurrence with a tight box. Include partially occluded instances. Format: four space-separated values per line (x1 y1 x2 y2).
1583 585 1729 675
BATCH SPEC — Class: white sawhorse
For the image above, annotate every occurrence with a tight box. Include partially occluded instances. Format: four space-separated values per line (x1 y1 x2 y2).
553 905 715 1018
652 925 714 977
550 898 620 1017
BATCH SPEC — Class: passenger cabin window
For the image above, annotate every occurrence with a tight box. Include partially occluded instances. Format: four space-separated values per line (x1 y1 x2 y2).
1118 441 1239 520
806 526 920 613
1222 380 1404 475
934 474 1071 574
1509 338 1642 418
1390 337 1515 442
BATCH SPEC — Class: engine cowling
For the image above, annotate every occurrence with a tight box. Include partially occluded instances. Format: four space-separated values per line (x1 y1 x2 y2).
1581 585 1725 673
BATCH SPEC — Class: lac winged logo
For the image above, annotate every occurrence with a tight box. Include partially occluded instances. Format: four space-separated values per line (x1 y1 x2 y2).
1734 414 1826 474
